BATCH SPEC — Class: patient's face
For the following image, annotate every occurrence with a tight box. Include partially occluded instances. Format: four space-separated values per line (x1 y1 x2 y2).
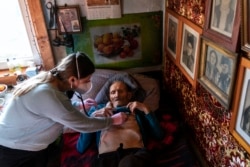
109 81 131 107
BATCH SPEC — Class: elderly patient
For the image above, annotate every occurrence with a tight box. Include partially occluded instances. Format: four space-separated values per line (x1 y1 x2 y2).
76 80 164 167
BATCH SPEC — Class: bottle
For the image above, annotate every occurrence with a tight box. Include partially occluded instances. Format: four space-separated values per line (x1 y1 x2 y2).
6 58 15 73
12 58 21 74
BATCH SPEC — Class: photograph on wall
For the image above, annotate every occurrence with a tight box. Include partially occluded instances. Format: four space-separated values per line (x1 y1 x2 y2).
241 0 250 53
210 0 237 38
230 57 250 154
166 13 178 59
203 0 240 52
180 23 199 79
90 24 141 65
68 11 163 69
205 46 233 95
56 5 82 34
236 77 250 142
198 37 238 109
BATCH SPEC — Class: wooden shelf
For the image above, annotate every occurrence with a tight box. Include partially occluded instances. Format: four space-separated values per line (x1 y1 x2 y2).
0 68 27 85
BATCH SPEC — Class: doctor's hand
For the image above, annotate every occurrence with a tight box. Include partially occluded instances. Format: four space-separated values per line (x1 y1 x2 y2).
83 98 97 110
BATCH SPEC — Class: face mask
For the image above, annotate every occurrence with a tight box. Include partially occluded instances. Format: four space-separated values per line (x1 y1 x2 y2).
75 82 92 94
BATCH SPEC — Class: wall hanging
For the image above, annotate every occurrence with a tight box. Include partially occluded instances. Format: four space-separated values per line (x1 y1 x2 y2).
203 0 240 52
241 0 250 56
198 36 238 109
67 11 163 69
178 16 202 89
230 57 250 155
165 8 180 62
84 0 122 20
56 5 82 34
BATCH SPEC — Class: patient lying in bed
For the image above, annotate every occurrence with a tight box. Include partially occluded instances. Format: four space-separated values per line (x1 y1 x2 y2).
60 70 198 167
76 74 164 167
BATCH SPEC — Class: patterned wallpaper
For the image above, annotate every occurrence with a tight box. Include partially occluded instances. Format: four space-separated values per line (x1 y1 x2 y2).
164 57 250 166
167 0 206 27
165 0 250 166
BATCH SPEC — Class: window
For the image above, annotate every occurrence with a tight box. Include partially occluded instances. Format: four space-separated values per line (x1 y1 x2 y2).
0 0 42 70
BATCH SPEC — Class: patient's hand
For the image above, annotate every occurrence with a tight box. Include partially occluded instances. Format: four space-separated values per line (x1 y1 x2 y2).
127 101 150 114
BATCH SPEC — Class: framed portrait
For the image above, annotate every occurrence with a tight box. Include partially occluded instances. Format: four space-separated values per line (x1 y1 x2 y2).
56 5 82 34
229 57 250 155
198 36 238 109
203 0 240 52
165 8 181 63
179 17 202 88
241 0 250 54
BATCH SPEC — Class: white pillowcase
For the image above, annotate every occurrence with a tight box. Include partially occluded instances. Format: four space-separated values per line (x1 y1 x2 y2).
72 68 160 111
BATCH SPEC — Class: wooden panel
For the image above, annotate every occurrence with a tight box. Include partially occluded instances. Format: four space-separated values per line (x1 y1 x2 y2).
26 0 55 70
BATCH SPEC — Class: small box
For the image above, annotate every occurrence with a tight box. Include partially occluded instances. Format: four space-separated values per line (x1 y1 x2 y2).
25 67 38 78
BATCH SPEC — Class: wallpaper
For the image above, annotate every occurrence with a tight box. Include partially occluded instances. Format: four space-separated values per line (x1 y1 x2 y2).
164 56 250 166
164 1 250 165
167 0 206 27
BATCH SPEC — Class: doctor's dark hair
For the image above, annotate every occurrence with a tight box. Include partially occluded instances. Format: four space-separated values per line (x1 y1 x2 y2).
51 52 95 81
13 52 95 97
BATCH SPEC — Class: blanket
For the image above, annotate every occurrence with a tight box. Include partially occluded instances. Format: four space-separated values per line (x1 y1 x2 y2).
60 114 199 167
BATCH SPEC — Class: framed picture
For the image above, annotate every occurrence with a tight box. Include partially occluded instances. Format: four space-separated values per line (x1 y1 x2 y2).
165 8 181 62
229 57 250 155
179 17 202 88
198 36 238 109
56 5 82 34
241 0 250 54
203 0 240 52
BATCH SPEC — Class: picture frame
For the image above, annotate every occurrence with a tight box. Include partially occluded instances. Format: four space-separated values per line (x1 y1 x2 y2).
229 57 250 155
241 0 250 54
179 17 202 88
203 0 240 52
198 36 238 109
56 5 82 34
165 8 181 63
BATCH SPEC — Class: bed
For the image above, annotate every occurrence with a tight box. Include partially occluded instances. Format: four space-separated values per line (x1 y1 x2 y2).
59 69 199 167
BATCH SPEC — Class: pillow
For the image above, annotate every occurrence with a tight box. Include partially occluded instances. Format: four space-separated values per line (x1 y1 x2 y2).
71 69 160 112
95 72 146 104
71 69 121 102
65 69 160 133
131 73 160 112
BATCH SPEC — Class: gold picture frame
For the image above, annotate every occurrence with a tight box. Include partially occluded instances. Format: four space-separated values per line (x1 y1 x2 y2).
178 16 202 89
198 36 238 109
229 57 250 155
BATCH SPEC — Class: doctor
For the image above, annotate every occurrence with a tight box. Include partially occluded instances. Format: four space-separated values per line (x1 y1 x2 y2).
0 52 127 167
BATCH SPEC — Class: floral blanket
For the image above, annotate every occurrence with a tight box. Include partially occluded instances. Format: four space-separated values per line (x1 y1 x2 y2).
60 114 199 167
